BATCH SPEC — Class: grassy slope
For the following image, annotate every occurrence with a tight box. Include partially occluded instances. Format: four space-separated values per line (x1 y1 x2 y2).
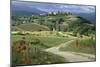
12 34 70 65
11 26 24 31
12 43 66 65
11 13 95 65
12 23 50 31
12 34 71 48
59 38 96 54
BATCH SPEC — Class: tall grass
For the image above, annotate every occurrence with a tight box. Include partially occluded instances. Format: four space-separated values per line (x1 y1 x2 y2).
12 34 71 48
12 37 66 65
60 38 96 54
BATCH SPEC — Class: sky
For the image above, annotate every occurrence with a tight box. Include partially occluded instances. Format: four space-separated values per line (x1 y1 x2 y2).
12 1 95 13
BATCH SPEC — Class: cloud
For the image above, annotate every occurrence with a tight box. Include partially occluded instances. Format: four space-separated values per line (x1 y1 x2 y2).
12 1 95 13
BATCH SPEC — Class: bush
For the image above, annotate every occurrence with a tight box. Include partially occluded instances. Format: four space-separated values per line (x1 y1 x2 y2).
30 38 40 45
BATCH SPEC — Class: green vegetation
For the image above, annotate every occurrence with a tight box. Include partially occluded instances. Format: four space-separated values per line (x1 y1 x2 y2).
59 38 96 54
12 34 71 48
12 46 66 65
12 23 50 31
11 12 96 65
12 12 95 36
12 36 66 65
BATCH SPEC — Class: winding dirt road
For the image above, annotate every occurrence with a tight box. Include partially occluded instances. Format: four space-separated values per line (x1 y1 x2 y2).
45 40 96 62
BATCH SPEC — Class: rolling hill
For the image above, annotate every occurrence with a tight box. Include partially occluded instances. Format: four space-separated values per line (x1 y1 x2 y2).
12 12 95 36
12 23 50 31
12 1 96 23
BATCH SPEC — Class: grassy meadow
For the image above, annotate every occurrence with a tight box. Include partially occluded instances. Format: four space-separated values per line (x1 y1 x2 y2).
59 37 96 54
12 32 70 65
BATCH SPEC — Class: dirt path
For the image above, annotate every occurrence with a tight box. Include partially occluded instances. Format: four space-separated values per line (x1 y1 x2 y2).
45 40 96 62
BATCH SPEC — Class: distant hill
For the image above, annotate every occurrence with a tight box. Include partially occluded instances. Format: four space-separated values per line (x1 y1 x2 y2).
12 1 96 23
74 13 96 23
12 6 46 16
12 12 95 35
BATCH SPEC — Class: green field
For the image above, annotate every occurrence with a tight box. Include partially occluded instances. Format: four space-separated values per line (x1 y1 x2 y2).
12 23 50 31
11 11 96 65
12 45 66 65
59 38 96 54
12 34 71 65
12 34 71 48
